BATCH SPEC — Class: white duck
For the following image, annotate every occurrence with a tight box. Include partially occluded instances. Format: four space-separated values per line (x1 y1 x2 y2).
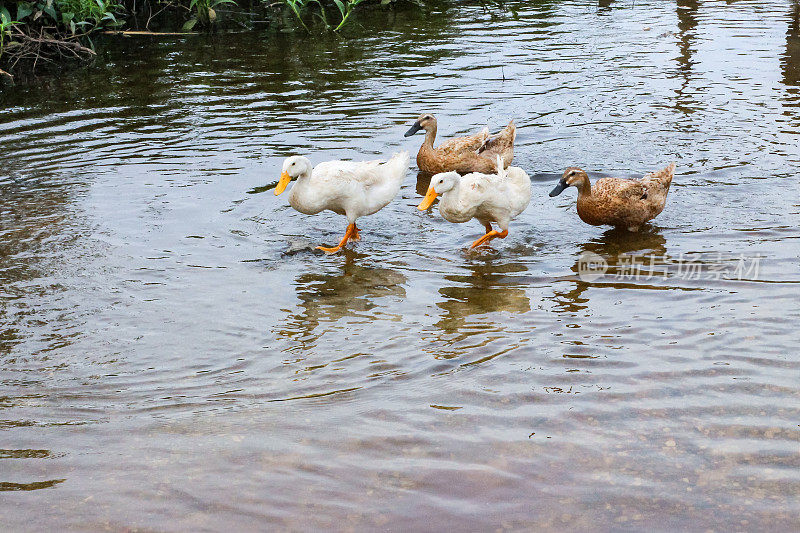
417 156 531 248
276 151 410 253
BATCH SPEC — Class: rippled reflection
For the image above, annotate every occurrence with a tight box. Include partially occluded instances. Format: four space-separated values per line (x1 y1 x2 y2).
279 253 407 347
784 1 800 86
549 228 670 314
435 261 531 335
0 179 79 358
675 0 699 115
597 0 614 12
581 227 669 271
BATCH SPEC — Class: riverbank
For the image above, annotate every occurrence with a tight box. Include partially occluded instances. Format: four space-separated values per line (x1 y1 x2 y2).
0 0 410 84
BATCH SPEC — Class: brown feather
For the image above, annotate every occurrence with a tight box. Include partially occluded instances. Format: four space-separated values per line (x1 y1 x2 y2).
572 164 675 230
412 115 516 175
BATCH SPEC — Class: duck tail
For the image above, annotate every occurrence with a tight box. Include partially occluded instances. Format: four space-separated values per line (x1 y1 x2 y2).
478 120 516 154
644 162 675 190
506 119 517 143
384 150 410 179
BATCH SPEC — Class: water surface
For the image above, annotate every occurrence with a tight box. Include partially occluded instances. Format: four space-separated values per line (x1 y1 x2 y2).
1 0 800 529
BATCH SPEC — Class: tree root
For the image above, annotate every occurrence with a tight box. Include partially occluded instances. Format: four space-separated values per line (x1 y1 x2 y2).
5 26 96 72
103 30 198 36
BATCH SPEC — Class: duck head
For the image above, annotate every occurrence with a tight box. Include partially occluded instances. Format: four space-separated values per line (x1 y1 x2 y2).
404 113 437 137
417 171 459 210
550 167 589 197
276 156 313 195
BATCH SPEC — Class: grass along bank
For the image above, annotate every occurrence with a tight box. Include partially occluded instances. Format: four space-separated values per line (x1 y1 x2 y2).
0 0 412 83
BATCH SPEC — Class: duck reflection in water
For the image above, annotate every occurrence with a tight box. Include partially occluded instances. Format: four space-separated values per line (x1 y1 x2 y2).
550 228 668 314
435 261 531 341
279 250 408 345
598 0 615 11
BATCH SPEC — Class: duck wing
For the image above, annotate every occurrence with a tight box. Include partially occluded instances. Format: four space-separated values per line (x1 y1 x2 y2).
594 178 648 203
437 127 490 155
641 162 675 193
315 154 409 189
459 173 492 210
311 160 381 187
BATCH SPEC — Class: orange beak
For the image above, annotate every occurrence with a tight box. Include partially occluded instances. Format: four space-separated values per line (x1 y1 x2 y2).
417 186 438 210
275 171 291 196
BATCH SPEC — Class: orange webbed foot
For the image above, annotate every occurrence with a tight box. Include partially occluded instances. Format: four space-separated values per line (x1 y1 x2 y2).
316 223 358 254
470 229 509 248
316 244 343 254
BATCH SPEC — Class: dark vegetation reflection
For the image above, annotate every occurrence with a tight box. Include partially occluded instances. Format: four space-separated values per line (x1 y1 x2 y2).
784 1 800 88
675 0 699 115
597 0 614 12
0 180 76 358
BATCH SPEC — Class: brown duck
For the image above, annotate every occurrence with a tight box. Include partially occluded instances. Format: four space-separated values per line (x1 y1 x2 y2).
549 163 675 231
404 113 516 175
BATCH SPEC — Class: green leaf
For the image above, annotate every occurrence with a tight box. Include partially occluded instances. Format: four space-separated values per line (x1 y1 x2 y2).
69 19 75 34
0 7 11 24
333 0 345 16
42 4 57 21
182 17 198 30
16 2 34 20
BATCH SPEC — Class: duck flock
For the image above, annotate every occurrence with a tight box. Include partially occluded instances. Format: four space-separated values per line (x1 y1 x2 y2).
276 113 675 253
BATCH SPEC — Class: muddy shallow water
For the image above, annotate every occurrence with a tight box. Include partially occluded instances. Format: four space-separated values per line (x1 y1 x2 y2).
1 0 799 530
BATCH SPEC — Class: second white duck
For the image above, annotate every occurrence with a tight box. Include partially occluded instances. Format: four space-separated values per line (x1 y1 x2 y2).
417 157 531 249
276 151 410 253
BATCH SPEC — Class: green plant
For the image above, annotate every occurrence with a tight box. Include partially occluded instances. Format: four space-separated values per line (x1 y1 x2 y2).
9 0 123 36
61 0 123 34
281 0 311 31
279 0 368 32
0 9 18 61
331 0 364 31
183 0 237 29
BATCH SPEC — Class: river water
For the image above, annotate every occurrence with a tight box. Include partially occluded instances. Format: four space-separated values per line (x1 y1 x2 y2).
1 0 799 530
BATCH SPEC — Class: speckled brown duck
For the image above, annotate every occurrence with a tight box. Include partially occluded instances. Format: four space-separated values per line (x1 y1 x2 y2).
404 113 516 175
549 163 675 231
